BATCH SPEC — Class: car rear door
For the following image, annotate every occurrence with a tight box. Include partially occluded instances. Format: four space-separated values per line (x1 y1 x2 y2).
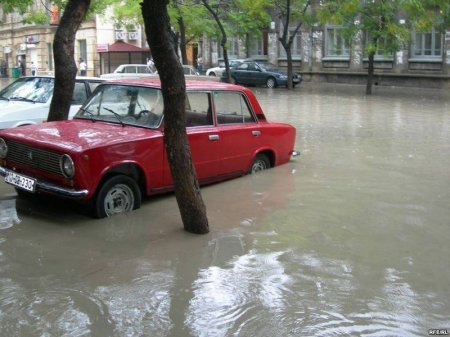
213 90 263 175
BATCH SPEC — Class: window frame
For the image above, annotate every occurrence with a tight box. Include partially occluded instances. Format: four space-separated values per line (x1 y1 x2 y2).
323 26 350 60
410 28 443 61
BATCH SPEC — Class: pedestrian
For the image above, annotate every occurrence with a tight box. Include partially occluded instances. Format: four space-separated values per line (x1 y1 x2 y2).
18 59 25 76
30 61 37 76
79 58 87 76
197 56 203 75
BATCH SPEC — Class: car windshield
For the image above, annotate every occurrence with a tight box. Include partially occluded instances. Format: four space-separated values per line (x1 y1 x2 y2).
0 77 54 103
75 84 163 128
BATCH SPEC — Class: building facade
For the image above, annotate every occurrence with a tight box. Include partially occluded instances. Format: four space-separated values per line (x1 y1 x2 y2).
201 22 450 89
1 1 449 88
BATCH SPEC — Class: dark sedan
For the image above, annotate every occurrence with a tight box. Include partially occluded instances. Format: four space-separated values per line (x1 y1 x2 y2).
221 60 302 88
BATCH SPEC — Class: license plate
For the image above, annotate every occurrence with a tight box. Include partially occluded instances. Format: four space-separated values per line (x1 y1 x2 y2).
5 170 36 192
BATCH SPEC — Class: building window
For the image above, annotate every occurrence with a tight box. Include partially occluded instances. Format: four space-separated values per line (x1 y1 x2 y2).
47 43 53 71
278 26 302 59
249 33 268 58
325 26 350 58
79 39 87 62
411 28 443 59
218 37 239 59
364 34 393 60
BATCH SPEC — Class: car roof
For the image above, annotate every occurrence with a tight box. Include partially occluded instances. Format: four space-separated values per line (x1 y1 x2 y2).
105 77 245 91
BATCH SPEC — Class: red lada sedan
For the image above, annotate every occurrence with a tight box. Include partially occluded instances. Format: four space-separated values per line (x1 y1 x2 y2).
0 79 298 218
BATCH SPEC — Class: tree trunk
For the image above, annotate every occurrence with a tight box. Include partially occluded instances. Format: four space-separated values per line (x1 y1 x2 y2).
141 0 209 234
202 0 231 83
366 51 375 95
48 0 90 121
286 44 293 90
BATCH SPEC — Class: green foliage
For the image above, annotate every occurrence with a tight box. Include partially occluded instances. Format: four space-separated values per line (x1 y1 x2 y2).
22 11 49 24
0 0 112 24
318 0 410 57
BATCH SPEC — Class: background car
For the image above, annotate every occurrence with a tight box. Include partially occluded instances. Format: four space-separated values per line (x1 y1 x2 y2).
206 59 244 77
0 79 297 218
221 60 302 88
100 64 156 79
0 75 102 129
182 65 199 76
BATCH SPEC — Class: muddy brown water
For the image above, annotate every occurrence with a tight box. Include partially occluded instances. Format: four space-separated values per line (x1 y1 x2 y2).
0 83 449 336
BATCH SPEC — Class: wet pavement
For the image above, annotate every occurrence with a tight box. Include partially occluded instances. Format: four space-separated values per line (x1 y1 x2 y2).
0 83 449 336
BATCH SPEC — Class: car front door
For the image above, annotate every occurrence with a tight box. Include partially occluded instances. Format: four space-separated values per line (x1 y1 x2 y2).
162 91 222 186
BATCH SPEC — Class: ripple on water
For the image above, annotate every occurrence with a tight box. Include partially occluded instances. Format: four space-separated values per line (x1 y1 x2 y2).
0 198 20 230
0 282 114 337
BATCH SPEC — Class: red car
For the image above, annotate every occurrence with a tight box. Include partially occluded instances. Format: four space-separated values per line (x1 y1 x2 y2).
0 79 297 218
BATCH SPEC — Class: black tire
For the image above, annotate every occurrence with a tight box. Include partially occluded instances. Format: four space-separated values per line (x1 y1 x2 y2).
249 153 271 174
266 77 277 88
93 175 141 218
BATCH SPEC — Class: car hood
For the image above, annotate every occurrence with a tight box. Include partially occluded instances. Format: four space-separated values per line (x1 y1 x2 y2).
0 119 160 153
0 100 47 115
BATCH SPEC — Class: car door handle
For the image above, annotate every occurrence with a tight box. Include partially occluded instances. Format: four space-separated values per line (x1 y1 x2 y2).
252 130 261 137
209 135 220 141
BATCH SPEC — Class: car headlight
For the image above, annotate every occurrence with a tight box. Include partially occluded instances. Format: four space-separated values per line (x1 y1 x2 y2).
278 74 287 79
0 138 8 159
60 154 75 178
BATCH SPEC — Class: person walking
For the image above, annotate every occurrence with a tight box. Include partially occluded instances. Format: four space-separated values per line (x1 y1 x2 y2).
79 58 87 76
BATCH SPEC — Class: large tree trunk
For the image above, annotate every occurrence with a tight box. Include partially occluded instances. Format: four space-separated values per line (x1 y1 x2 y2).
141 0 209 234
48 0 90 121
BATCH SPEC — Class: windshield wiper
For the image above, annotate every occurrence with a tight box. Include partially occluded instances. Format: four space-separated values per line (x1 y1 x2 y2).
0 95 9 101
10 96 36 103
103 106 124 126
78 107 96 122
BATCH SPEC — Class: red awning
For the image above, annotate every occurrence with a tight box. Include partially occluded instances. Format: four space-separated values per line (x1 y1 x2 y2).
99 40 150 53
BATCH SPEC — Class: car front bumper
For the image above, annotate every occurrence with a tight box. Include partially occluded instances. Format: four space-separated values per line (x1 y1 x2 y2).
0 166 89 199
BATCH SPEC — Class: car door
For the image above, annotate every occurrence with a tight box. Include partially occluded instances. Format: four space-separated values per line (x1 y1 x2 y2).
233 63 251 84
213 90 263 175
246 62 263 85
162 91 222 186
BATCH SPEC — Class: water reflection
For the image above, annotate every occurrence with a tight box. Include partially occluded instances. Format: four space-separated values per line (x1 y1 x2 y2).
0 83 449 336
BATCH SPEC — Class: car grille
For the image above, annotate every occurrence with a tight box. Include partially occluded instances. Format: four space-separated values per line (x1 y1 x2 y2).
6 140 63 176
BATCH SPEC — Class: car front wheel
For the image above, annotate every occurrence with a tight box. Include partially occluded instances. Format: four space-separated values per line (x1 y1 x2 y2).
93 175 141 218
266 77 276 88
249 153 270 174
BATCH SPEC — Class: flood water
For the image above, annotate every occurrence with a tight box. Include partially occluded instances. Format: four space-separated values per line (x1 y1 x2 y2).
0 83 449 336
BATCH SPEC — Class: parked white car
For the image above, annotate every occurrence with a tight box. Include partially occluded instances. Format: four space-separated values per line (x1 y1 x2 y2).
0 76 102 129
100 64 156 79
206 59 244 77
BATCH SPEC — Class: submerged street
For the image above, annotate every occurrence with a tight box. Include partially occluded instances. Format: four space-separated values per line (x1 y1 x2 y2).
0 82 449 336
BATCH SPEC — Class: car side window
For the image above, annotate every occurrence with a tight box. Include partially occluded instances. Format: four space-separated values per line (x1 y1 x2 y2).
185 92 213 127
237 63 248 71
214 91 256 125
247 63 257 71
124 66 135 74
72 82 87 105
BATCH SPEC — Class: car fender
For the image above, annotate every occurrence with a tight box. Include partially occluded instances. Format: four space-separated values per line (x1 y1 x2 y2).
93 160 148 198
247 147 276 171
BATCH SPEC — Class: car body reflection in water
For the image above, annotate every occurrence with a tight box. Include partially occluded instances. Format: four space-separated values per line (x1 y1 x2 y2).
0 197 20 229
